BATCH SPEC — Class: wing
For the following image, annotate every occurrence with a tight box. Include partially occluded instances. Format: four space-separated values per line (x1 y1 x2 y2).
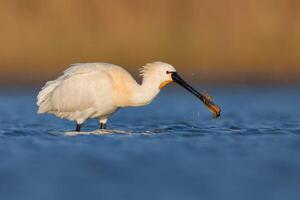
37 63 117 113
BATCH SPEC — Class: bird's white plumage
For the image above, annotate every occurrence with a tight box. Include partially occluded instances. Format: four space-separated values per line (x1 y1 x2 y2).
37 62 176 126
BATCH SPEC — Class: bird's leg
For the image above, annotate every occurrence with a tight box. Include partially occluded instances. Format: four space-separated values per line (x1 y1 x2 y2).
99 118 108 129
100 123 106 129
75 124 82 132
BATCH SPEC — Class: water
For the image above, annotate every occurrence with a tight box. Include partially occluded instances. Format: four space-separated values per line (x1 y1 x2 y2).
0 86 300 200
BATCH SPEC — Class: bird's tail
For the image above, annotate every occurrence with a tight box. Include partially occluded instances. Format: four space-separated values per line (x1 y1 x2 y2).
37 80 61 114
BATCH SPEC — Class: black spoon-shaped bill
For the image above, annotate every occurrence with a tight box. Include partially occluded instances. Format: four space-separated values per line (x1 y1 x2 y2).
171 72 221 118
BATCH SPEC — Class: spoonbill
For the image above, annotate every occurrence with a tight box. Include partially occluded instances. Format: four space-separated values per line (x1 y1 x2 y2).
37 62 220 131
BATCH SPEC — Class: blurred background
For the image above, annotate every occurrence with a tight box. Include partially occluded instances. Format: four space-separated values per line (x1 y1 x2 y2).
1 0 300 86
1 2 300 200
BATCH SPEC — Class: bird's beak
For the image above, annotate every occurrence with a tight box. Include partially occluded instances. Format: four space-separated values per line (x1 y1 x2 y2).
171 72 221 118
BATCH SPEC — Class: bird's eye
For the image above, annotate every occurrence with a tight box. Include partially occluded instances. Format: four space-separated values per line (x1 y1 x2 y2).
166 71 171 74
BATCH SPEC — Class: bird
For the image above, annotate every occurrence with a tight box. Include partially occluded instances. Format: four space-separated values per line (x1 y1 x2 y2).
37 62 221 132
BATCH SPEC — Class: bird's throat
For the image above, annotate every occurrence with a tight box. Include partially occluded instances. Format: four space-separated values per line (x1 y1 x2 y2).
159 80 173 89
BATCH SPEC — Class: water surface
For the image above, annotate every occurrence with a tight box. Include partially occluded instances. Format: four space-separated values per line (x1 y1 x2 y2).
0 87 300 200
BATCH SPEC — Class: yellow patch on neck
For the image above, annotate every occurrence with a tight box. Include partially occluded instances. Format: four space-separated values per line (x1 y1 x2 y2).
159 80 173 89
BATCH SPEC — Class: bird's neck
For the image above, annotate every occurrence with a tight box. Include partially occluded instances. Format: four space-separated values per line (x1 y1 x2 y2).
130 75 161 107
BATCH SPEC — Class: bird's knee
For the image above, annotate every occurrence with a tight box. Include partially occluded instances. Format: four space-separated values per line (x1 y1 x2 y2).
99 118 108 124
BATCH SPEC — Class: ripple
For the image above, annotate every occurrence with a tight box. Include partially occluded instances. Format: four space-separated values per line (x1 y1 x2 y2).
1 89 300 200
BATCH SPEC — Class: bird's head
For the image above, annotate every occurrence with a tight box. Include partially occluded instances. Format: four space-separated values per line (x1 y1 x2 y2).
140 61 221 118
140 62 176 89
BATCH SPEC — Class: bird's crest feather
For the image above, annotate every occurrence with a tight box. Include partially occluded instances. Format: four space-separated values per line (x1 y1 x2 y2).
139 62 165 77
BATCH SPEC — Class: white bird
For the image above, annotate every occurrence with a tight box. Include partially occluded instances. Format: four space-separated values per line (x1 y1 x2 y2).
37 62 220 131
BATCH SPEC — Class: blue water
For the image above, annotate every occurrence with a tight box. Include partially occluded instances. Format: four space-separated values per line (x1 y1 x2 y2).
0 86 300 200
